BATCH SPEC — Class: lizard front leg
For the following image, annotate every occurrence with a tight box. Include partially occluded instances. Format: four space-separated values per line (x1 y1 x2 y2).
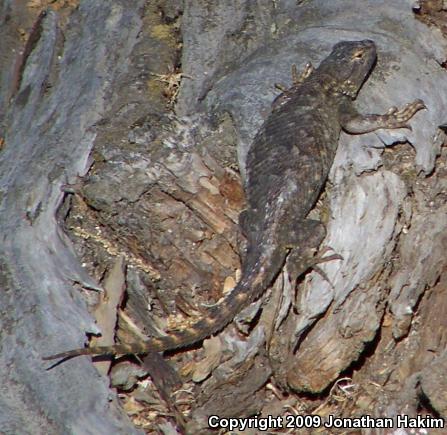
273 63 314 110
340 99 426 134
274 62 314 92
291 62 314 85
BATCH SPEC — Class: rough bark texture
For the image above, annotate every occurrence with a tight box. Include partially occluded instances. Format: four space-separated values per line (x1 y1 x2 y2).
0 1 146 434
1 0 446 434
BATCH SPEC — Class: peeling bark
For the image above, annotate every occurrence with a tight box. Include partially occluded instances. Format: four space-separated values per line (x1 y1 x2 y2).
1 1 446 433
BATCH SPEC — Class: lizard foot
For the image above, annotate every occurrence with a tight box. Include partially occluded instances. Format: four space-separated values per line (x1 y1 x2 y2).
274 62 314 92
291 62 314 85
306 246 343 289
382 99 426 130
286 246 342 287
341 99 426 134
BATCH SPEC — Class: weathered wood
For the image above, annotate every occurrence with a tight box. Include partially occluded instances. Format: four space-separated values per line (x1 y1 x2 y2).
0 2 146 433
1 0 447 433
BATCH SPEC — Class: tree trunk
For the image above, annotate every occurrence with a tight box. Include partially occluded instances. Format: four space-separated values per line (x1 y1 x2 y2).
1 1 446 434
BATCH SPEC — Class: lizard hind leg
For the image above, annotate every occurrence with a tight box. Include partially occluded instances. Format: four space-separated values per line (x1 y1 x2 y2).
281 218 326 285
282 219 342 286
304 246 343 289
287 245 343 290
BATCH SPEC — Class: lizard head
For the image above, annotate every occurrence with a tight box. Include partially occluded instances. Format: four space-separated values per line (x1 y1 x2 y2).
317 40 377 98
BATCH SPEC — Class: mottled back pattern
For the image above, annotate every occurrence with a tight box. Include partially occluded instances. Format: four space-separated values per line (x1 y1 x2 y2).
241 40 377 279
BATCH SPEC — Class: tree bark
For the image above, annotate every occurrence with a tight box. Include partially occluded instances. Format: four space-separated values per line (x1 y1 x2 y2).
1 1 446 434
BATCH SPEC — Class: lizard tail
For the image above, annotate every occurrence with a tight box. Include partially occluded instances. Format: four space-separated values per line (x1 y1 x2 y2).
43 253 283 361
42 288 250 361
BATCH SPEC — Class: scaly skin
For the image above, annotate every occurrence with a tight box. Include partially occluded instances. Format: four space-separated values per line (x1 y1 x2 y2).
44 40 425 362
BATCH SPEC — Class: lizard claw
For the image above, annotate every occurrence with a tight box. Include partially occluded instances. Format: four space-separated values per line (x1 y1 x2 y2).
275 82 287 92
309 247 343 289
312 265 338 290
317 245 344 262
413 99 427 110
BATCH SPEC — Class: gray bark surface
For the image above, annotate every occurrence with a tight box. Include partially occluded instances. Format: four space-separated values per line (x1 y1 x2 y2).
0 2 145 434
1 0 446 433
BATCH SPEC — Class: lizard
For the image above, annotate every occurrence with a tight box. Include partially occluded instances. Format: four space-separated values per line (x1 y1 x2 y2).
44 40 425 362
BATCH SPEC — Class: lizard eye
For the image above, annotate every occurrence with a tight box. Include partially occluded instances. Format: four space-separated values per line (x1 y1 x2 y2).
352 50 365 59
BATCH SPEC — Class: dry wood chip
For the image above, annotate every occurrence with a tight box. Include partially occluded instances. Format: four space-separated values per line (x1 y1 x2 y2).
191 336 223 382
90 255 126 374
